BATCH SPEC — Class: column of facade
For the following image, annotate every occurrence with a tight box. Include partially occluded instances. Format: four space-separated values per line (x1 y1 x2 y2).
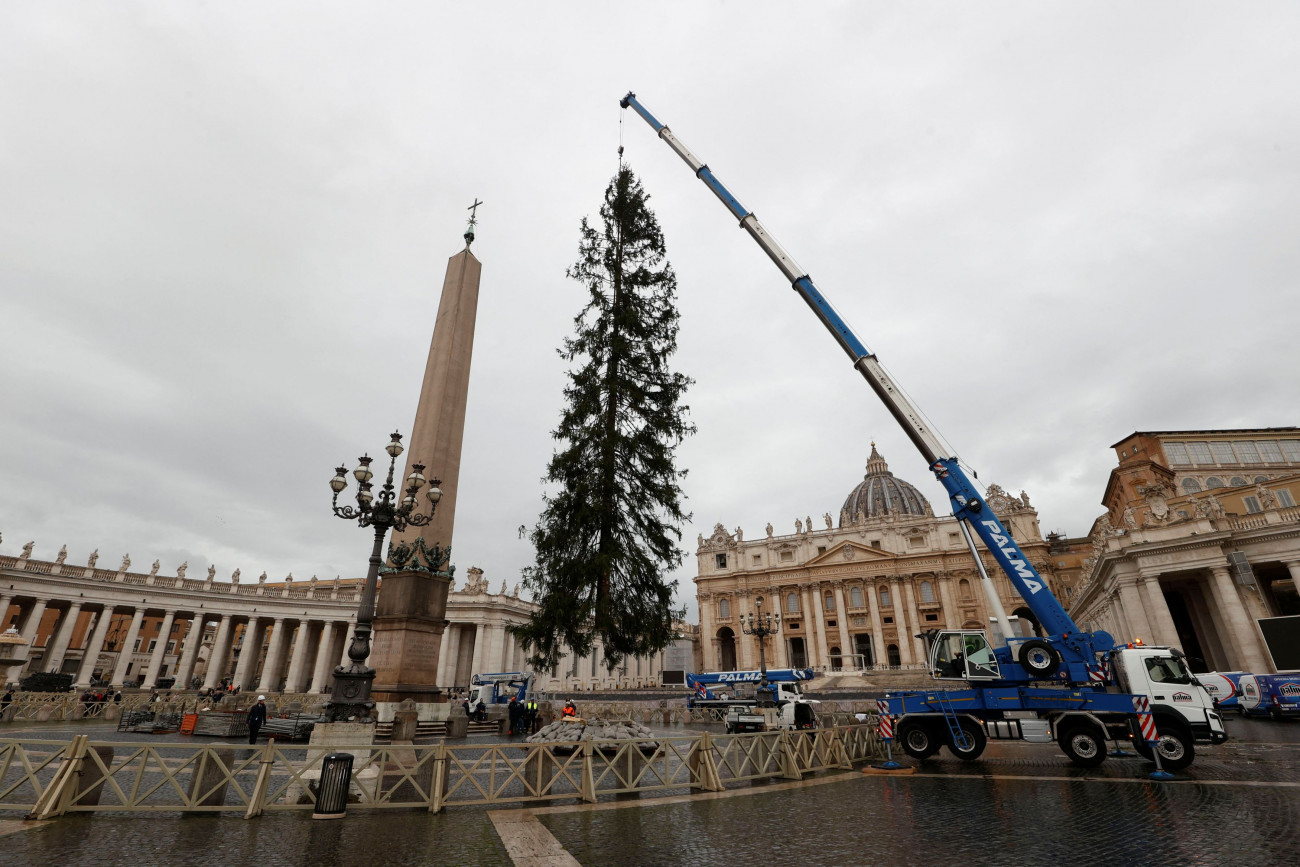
231 618 263 689
437 624 455 685
283 621 314 693
141 610 176 688
75 607 116 687
486 623 507 672
1287 561 1300 599
865 582 884 667
808 583 832 670
308 621 337 693
175 615 207 690
1139 573 1181 648
110 608 146 686
937 573 960 629
202 615 235 689
831 582 852 668
1115 580 1155 643
797 585 818 666
44 601 84 673
337 621 356 667
888 579 913 665
0 594 11 630
437 624 460 686
773 595 791 668
17 599 48 661
697 594 715 671
256 618 290 692
1208 565 1271 672
900 579 927 664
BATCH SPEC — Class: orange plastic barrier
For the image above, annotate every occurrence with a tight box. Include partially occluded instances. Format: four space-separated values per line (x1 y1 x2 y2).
179 713 198 735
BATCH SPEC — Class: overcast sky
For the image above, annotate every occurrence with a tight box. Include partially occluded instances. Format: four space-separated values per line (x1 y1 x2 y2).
3 2 1298 624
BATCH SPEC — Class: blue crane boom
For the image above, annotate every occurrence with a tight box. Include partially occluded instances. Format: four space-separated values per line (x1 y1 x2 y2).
620 92 1114 682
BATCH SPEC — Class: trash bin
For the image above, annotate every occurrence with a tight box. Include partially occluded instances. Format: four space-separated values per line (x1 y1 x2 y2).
312 752 354 820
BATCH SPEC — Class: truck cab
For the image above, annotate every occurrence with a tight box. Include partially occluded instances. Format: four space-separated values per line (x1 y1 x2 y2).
929 630 1004 681
1110 646 1226 747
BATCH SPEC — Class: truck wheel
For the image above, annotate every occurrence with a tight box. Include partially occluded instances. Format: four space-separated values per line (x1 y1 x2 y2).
1132 721 1195 771
897 720 941 760
1018 640 1062 678
947 718 987 761
1057 723 1107 768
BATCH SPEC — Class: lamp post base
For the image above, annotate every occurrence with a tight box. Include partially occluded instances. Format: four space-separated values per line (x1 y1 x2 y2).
324 665 377 724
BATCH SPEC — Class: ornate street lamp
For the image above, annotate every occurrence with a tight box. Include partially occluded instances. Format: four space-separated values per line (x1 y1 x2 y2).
326 431 442 723
741 596 781 686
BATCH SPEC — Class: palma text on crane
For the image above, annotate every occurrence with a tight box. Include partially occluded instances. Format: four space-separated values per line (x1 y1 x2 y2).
980 520 1043 594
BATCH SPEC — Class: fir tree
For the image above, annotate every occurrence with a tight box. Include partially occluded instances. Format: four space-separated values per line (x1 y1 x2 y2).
514 165 694 671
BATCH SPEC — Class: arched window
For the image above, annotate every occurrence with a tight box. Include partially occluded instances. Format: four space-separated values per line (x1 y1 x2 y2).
958 578 973 601
1182 478 1202 494
887 644 901 667
718 598 730 619
1230 476 1247 487
850 586 864 608
786 592 799 613
824 592 835 613
1255 475 1269 484
879 586 891 607
919 580 936 603
1206 477 1224 489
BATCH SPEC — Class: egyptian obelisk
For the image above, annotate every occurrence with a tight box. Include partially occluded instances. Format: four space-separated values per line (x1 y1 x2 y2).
371 204 482 705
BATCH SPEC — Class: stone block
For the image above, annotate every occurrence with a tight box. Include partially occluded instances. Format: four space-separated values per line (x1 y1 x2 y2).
186 747 234 811
75 746 114 807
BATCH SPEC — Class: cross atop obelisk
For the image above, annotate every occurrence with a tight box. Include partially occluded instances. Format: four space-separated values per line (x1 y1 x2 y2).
464 198 483 247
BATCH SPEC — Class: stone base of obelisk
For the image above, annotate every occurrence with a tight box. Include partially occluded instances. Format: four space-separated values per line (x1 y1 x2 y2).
370 568 451 705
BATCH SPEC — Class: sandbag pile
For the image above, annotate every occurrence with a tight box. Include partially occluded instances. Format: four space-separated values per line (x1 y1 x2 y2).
526 717 659 750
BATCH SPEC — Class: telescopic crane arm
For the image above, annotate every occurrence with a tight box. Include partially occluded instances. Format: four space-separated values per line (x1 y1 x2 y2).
620 92 1097 658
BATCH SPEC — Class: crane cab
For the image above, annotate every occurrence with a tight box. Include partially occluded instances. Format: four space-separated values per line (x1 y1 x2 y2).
929 630 1002 681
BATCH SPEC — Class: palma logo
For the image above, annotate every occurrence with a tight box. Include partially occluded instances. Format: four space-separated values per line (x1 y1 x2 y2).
1279 683 1300 701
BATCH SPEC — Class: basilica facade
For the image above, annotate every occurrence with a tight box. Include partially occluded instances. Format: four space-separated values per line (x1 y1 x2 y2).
694 446 1062 673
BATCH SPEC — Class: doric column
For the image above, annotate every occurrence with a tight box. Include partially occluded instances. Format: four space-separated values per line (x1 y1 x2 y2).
469 624 485 679
809 583 832 670
110 608 146 687
256 618 289 692
1287 561 1300 601
17 599 48 660
1115 579 1154 644
888 579 912 665
141 610 176 688
1140 573 1180 648
283 622 313 693
231 618 262 690
696 594 714 671
865 581 884 667
175 615 207 690
45 601 84 673
75 607 116 687
937 573 960 628
798 585 818 666
900 579 927 664
437 624 454 684
1208 565 1271 672
831 582 852 668
202 615 235 689
0 594 12 630
487 623 506 672
438 624 460 687
309 621 337 693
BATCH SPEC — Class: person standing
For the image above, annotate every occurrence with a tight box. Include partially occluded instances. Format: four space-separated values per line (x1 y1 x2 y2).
247 695 268 744
507 696 521 736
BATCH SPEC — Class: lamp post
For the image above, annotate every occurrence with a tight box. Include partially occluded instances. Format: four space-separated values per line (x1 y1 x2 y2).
741 596 780 685
326 431 441 723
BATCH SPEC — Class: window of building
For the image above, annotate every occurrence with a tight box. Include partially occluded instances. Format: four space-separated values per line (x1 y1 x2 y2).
1065 587 1074 599
1244 496 1262 514
1259 441 1284 463
949 533 960 544
786 592 800 613
1235 441 1262 463
715 553 727 569
171 623 179 634
779 551 794 562
908 536 925 549
752 554 761 564
1279 489 1296 508
1206 477 1225 489
879 587 891 607
133 639 141 652
883 616 894 624
1230 476 1247 488
919 580 936 603
1210 442 1237 464
870 539 881 549
1182 478 1202 494
1281 440 1300 462
718 599 730 619
817 546 827 555
1255 476 1269 484
824 592 835 613
1185 442 1213 464
827 620 837 628
850 586 864 608
958 578 973 601
924 613 939 622
1164 442 1190 465
147 639 157 653
166 640 176 654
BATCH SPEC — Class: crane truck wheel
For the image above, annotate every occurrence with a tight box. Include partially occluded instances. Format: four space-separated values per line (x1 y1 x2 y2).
946 717 987 761
1131 718 1195 771
1018 640 1062 678
1056 722 1107 768
897 719 941 760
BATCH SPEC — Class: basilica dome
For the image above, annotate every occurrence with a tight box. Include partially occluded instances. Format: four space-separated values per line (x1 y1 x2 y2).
839 444 933 525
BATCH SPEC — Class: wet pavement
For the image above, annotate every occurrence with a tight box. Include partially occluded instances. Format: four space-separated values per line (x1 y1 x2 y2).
2 713 1298 865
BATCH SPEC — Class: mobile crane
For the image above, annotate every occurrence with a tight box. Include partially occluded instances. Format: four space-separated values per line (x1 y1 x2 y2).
620 92 1226 770
686 668 819 732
